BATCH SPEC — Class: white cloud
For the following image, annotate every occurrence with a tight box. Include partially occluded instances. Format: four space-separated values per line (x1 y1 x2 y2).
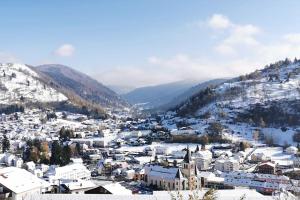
207 14 261 56
208 14 232 30
214 44 236 56
95 65 176 87
95 54 235 87
96 14 300 87
54 44 75 57
209 15 300 72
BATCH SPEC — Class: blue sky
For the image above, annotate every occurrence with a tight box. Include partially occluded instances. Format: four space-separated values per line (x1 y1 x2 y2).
1 0 300 87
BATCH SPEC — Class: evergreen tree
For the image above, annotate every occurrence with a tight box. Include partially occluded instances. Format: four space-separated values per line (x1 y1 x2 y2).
173 159 177 167
75 143 81 156
59 127 74 142
61 145 71 166
50 141 62 165
239 142 246 151
2 134 10 152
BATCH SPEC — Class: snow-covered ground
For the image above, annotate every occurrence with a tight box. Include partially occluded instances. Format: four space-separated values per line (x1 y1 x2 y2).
252 147 294 165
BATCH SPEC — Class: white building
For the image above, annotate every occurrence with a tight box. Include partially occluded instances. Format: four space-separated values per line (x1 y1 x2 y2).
251 152 270 162
0 167 50 200
25 161 36 172
13 158 23 168
215 157 239 172
45 163 91 184
4 153 15 166
192 150 212 170
61 179 96 194
285 146 298 154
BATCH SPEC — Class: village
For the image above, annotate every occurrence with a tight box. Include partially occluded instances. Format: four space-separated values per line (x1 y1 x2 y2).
0 108 299 200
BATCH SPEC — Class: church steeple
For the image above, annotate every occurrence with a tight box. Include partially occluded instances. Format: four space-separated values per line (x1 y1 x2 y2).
183 146 192 163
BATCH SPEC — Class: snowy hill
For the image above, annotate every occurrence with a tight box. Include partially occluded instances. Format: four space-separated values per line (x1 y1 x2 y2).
36 64 128 109
171 59 300 145
176 59 300 121
0 63 67 105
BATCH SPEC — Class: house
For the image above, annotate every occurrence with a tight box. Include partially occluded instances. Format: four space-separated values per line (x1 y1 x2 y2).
251 152 270 162
13 157 23 168
154 146 171 155
197 172 227 189
25 161 36 172
144 147 200 190
223 171 291 194
4 153 15 166
0 167 50 200
133 168 145 181
285 146 298 154
256 161 277 174
234 151 247 163
44 163 91 184
85 182 132 195
123 169 135 180
215 157 239 172
192 150 212 170
60 179 96 194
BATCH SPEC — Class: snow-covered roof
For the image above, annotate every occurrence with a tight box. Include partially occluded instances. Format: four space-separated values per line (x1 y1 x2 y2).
193 150 212 159
62 179 96 191
46 163 89 178
0 167 49 194
102 182 132 195
144 165 182 180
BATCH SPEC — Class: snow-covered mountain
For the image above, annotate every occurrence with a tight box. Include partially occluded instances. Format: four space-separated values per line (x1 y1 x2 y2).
0 63 67 105
36 64 128 109
176 58 300 128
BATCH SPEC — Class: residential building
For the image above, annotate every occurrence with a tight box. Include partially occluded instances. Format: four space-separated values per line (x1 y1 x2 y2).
44 163 91 184
215 157 239 172
0 167 50 200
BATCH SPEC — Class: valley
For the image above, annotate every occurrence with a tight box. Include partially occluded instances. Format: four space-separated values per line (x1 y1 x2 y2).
0 59 299 199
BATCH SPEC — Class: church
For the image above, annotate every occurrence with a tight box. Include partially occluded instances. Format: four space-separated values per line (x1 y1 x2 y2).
144 147 200 190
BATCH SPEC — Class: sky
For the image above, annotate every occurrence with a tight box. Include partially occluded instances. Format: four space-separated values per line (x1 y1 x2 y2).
1 0 300 88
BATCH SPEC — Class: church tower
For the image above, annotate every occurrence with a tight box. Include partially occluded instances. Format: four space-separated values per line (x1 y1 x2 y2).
181 146 199 190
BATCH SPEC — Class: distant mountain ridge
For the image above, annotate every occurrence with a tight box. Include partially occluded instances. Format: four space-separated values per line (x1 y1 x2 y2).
123 80 200 109
159 78 227 110
36 64 128 109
